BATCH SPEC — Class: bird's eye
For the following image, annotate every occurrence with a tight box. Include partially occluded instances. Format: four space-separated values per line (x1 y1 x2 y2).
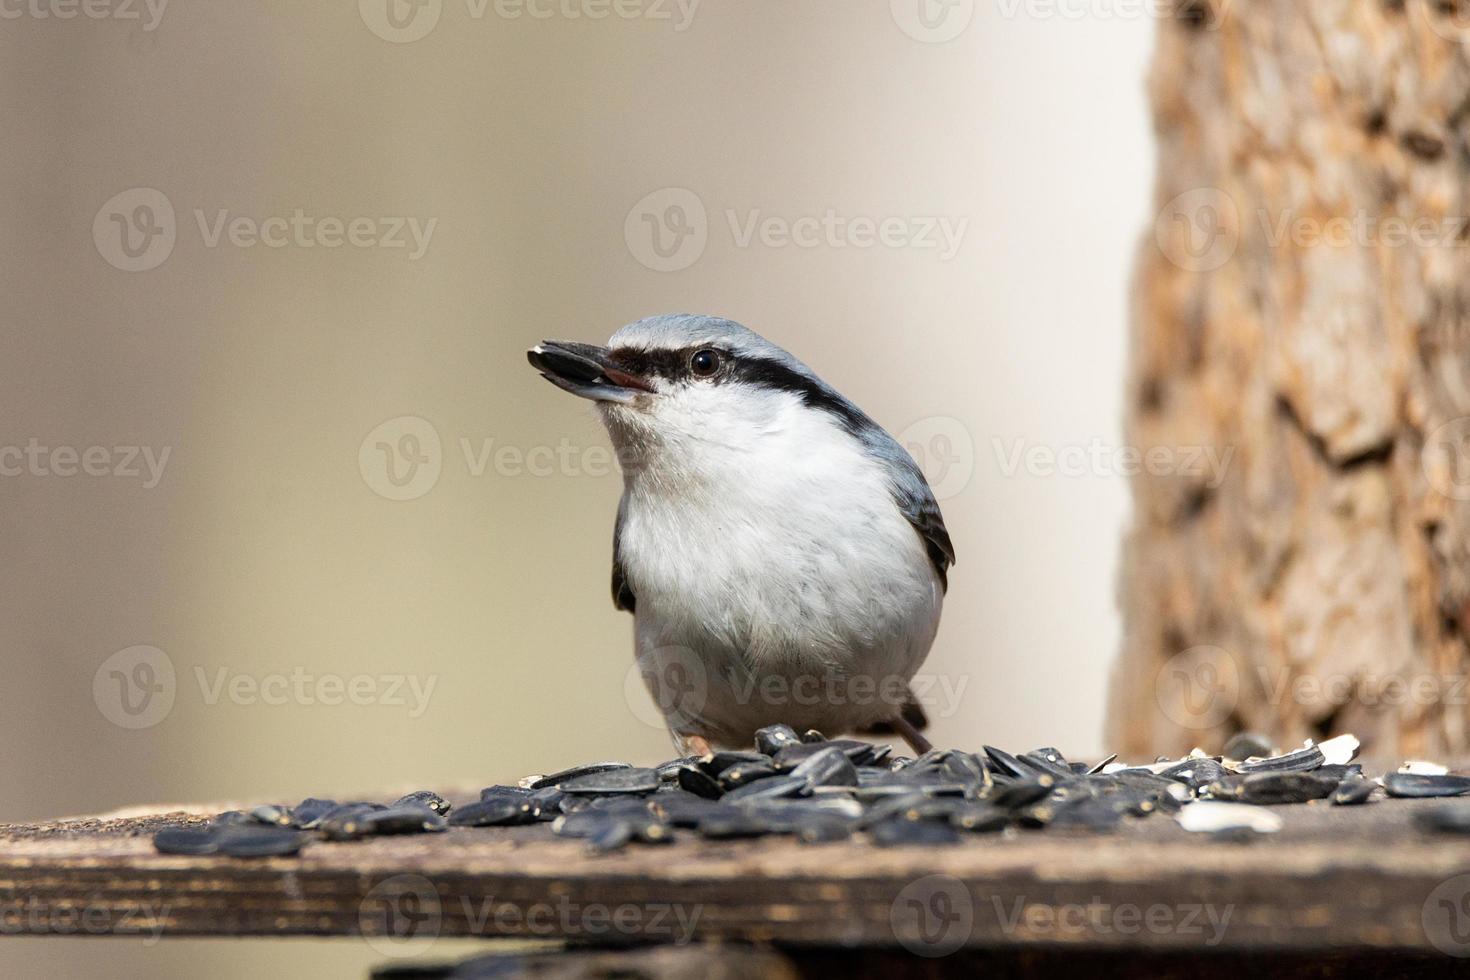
689 348 722 378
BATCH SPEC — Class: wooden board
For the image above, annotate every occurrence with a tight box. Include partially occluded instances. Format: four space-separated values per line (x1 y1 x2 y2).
4 793 1470 956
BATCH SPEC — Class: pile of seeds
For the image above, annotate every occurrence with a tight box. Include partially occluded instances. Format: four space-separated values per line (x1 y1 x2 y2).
151 727 1470 857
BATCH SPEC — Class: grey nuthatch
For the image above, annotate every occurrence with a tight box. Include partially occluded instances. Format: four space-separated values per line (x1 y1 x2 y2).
528 315 953 755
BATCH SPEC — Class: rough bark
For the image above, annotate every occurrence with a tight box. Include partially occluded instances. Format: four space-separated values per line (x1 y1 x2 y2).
1111 0 1470 764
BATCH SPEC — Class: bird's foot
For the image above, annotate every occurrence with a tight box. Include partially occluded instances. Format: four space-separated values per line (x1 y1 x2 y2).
676 733 715 758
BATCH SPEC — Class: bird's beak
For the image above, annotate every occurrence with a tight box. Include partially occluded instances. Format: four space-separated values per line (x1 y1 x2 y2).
527 341 654 404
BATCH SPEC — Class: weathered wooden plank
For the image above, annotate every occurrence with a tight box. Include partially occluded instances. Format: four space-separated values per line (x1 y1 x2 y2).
3 796 1470 954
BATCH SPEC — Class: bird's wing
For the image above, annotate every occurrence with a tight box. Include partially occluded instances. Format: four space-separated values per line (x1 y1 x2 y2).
859 426 955 592
611 496 636 613
890 467 956 592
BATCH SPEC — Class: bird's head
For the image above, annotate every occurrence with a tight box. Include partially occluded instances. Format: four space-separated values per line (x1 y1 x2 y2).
528 314 863 458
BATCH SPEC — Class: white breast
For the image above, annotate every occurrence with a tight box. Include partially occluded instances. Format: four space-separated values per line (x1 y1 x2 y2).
611 393 943 742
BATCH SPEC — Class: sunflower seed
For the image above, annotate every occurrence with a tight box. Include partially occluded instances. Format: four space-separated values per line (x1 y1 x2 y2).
358 805 449 835
213 824 312 858
721 774 807 803
1236 745 1325 773
1222 733 1273 761
789 747 859 789
289 798 339 829
525 762 633 790
153 827 220 856
950 803 1010 833
648 795 727 828
449 799 534 827
248 804 294 827
797 817 854 843
480 786 533 804
800 729 828 743
1331 780 1375 806
1020 749 1074 779
676 766 724 800
699 752 769 777
1401 760 1450 776
1234 771 1338 805
559 768 660 795
983 745 1031 779
393 791 451 815
991 776 1056 810
696 811 772 839
1384 772 1470 798
869 818 961 847
317 803 389 840
586 820 635 853
754 724 802 756
718 760 779 790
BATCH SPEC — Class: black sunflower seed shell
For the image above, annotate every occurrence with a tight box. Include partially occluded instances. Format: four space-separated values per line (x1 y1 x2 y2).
789 746 859 789
214 824 312 858
869 817 961 847
755 724 802 756
1384 772 1470 798
248 804 294 827
358 805 449 835
480 785 534 804
154 827 221 856
1235 771 1338 805
449 799 534 827
950 803 1010 833
527 762 633 790
289 798 339 828
1331 779 1376 806
393 791 451 816
991 776 1057 810
528 787 568 820
1222 733 1274 761
559 768 660 795
696 811 772 839
983 745 1031 779
797 816 855 843
676 766 724 800
586 819 635 853
699 751 770 777
1019 749 1074 779
718 760 779 790
1236 745 1325 773
721 774 807 803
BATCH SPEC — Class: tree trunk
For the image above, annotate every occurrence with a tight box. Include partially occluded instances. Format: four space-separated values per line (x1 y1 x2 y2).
1109 0 1470 765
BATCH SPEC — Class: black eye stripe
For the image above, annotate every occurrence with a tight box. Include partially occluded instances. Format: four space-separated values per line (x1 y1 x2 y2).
609 346 696 379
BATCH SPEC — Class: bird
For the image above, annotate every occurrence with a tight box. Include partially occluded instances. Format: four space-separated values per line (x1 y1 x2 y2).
527 314 954 756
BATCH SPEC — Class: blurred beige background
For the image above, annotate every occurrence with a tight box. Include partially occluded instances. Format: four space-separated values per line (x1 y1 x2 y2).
1 0 1152 974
